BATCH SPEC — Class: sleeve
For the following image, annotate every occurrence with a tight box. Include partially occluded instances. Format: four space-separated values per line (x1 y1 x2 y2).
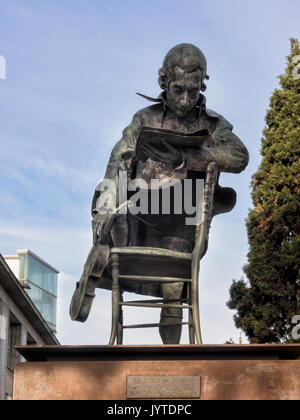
93 112 143 213
186 115 249 174
106 111 143 172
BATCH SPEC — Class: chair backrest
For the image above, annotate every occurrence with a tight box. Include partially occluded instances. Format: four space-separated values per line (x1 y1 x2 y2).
192 162 218 264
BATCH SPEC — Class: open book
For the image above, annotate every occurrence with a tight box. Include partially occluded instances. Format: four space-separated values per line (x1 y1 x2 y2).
137 126 210 163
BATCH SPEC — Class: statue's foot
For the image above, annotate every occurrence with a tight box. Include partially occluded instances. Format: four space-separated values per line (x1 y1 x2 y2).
159 313 183 344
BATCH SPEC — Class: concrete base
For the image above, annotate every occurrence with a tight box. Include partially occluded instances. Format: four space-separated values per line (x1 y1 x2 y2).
13 345 300 400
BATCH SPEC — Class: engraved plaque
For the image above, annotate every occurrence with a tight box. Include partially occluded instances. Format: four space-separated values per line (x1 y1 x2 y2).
127 376 201 399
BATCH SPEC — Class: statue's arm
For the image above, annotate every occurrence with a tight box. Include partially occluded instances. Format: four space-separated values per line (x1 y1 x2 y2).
93 111 143 213
186 116 249 174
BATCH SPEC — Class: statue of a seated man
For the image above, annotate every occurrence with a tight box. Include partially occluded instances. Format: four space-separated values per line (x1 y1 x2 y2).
70 43 249 344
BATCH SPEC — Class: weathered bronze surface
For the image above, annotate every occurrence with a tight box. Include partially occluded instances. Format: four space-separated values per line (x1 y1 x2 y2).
69 43 249 344
126 376 201 399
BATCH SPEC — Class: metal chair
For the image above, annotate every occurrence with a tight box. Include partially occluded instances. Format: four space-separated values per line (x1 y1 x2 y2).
108 162 218 345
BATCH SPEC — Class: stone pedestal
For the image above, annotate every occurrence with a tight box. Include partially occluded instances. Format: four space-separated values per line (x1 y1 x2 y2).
14 344 300 400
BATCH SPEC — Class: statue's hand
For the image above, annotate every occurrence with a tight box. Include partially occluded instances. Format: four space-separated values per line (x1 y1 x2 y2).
92 209 114 245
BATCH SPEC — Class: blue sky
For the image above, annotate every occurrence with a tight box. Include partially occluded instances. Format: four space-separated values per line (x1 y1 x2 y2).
0 0 299 344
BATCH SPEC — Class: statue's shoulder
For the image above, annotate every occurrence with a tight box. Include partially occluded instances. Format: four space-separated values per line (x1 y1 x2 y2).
134 103 164 125
204 108 233 131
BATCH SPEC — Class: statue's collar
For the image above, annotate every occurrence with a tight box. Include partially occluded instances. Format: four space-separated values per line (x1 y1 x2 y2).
136 91 207 119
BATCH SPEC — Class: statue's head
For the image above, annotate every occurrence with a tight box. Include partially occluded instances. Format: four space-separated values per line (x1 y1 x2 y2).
158 43 209 118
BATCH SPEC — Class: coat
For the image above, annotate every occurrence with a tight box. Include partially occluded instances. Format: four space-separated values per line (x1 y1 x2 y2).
70 94 249 321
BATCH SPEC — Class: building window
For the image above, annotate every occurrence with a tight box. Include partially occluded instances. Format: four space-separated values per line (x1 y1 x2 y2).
18 252 58 331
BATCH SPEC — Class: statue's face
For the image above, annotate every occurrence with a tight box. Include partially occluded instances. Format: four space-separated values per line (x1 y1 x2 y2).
166 72 202 118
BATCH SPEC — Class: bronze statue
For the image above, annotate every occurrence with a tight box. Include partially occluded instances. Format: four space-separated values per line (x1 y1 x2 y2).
70 43 249 344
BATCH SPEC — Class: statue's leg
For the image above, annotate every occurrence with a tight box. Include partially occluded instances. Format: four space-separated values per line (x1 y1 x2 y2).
159 236 191 344
159 282 184 344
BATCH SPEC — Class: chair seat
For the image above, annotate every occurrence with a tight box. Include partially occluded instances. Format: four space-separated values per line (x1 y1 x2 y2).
111 246 192 259
110 246 192 280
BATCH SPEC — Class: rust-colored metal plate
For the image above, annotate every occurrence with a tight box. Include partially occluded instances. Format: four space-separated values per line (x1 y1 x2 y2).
126 376 201 399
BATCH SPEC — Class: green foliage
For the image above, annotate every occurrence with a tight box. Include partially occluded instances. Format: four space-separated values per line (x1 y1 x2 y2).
227 39 300 343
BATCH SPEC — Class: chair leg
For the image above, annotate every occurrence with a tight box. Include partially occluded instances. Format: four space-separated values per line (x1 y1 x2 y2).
189 308 195 344
117 290 123 344
109 254 120 345
186 283 195 344
191 274 203 345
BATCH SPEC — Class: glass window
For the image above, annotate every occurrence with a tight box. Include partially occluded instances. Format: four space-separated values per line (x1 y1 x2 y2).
19 253 58 330
27 255 58 296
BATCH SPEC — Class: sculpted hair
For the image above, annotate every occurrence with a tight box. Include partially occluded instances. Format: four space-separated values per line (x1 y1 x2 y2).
158 43 209 92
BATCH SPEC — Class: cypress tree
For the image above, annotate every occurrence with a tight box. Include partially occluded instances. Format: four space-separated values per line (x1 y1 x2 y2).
227 39 300 343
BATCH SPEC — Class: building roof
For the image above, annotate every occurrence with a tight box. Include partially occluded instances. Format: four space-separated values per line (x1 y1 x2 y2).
4 249 60 274
0 254 59 345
